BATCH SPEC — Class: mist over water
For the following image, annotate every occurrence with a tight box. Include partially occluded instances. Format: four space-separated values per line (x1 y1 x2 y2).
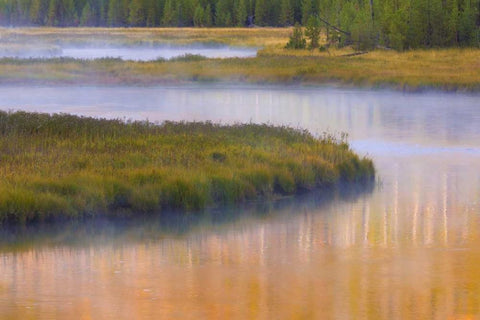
1 85 480 318
0 44 257 60
0 85 478 147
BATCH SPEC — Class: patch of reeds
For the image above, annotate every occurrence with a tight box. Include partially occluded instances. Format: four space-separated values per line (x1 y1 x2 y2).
1 47 479 91
0 111 374 224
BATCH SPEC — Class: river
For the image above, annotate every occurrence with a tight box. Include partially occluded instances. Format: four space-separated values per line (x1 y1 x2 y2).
0 85 479 319
0 45 257 61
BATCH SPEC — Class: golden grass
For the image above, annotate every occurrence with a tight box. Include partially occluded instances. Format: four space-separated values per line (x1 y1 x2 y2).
1 47 478 90
0 111 374 225
0 28 478 91
0 27 291 47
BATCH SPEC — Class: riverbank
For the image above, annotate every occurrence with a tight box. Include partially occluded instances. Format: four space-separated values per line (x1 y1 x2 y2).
0 49 478 92
0 111 374 224
0 28 479 92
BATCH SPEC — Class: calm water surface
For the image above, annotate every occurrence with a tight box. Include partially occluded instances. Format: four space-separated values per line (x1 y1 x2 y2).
0 46 257 60
0 86 479 319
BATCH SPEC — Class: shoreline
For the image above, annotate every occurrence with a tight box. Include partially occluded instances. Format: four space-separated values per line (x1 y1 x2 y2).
0 56 478 93
1 78 479 95
0 111 375 225
1 73 479 94
0 28 478 93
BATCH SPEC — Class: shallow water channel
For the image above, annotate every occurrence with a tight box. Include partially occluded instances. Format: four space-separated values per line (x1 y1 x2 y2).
0 85 479 319
0 45 257 60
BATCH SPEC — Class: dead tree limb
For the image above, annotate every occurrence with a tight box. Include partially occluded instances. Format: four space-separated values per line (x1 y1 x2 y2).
316 16 351 36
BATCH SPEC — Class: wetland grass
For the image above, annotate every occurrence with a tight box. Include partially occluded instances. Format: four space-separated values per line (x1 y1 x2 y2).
0 49 479 91
1 28 479 91
0 111 374 225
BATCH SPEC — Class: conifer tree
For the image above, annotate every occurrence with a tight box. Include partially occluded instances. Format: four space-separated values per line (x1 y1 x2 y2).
29 0 47 24
162 0 175 25
129 0 145 26
235 0 247 26
279 0 293 26
305 15 320 48
204 3 212 26
301 0 311 24
193 3 204 26
145 0 157 26
80 1 95 25
254 0 266 25
47 0 57 25
216 0 232 26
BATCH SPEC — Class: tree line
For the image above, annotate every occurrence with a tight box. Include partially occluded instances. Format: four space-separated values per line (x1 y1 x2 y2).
0 0 478 49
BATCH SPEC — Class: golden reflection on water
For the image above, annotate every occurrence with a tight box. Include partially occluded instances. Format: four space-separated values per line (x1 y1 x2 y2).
0 85 480 319
1 153 480 320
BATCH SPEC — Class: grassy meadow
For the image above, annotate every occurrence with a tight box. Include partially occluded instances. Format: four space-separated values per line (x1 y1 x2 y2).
0 111 374 225
0 27 291 47
0 28 479 91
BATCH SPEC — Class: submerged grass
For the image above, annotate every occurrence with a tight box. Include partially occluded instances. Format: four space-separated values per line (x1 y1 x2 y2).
0 111 374 225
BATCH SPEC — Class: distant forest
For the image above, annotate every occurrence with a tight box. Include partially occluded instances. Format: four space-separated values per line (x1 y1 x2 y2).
0 0 479 49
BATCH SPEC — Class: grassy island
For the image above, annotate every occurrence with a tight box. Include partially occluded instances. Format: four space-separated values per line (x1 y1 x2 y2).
0 111 374 224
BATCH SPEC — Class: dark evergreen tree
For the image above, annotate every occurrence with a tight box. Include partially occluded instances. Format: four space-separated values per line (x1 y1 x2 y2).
235 0 247 26
254 0 266 25
279 0 294 26
129 0 145 26
162 0 175 25
305 15 320 48
0 0 477 48
80 1 94 25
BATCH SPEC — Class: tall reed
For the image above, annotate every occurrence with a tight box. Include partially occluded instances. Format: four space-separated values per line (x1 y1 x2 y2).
0 111 374 224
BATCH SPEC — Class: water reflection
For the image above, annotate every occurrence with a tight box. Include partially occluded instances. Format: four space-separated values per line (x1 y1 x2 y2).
1 86 480 319
0 45 257 61
1 152 479 319
1 85 478 147
0 183 373 251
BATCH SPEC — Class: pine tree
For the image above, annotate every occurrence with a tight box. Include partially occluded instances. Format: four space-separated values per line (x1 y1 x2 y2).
216 0 232 26
175 0 184 26
279 0 293 26
80 2 95 26
254 0 266 25
305 15 320 48
182 0 197 26
285 22 306 48
447 0 459 45
145 0 157 26
458 0 477 46
350 5 377 50
129 0 146 26
162 0 176 25
47 0 57 25
64 0 78 26
301 0 311 25
107 0 128 26
193 3 204 26
204 3 212 26
30 0 47 24
235 0 247 26
107 0 118 25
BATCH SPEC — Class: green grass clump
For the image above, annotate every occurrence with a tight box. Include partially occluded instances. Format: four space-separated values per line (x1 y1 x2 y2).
0 111 374 224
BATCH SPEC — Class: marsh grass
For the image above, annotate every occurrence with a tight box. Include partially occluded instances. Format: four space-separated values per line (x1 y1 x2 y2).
0 28 479 90
0 111 374 225
0 48 478 91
